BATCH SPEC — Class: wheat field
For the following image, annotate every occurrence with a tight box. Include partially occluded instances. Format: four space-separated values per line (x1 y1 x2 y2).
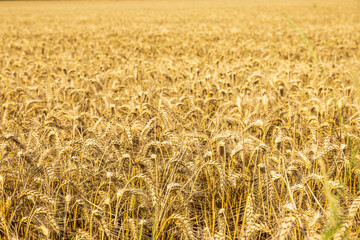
0 0 360 239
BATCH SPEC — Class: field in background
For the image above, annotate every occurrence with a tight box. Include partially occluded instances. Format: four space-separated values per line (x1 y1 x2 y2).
1 1 360 239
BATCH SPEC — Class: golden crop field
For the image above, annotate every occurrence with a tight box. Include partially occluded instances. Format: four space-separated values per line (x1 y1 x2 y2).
1 0 360 239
